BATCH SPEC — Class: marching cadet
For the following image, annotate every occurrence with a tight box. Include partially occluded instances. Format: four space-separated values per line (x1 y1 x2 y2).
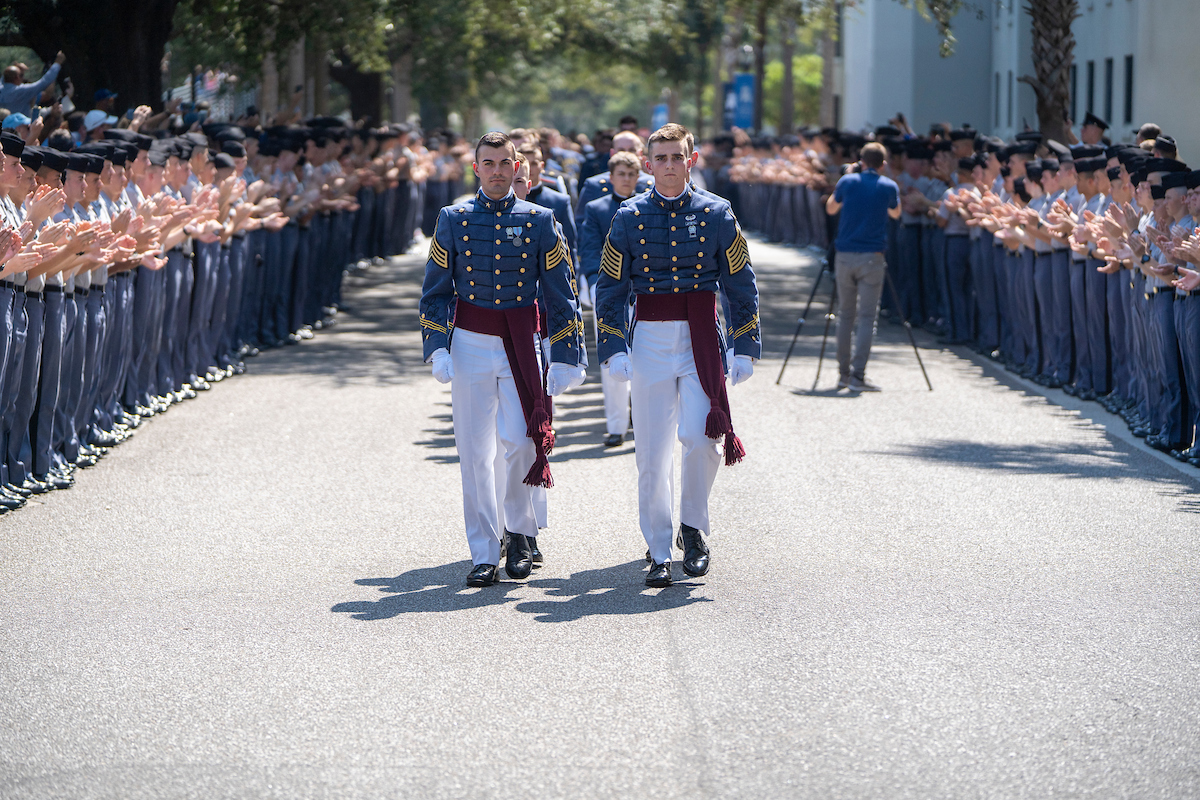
578 150 642 447
574 131 653 233
595 123 760 587
518 143 579 275
420 132 585 587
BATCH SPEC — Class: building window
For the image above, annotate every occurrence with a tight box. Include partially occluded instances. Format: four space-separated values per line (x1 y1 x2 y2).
833 94 841 129
1086 60 1095 114
1007 70 1013 128
995 72 1001 127
1104 57 1113 123
1124 55 1134 124
1069 64 1077 123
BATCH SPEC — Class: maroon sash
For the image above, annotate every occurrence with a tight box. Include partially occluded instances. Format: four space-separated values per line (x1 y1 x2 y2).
453 300 556 487
635 291 745 465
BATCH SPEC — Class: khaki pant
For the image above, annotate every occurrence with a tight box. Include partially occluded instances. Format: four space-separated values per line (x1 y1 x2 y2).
835 251 887 379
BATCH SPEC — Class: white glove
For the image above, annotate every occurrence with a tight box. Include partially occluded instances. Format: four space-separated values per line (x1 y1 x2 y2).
729 353 755 386
429 348 453 384
546 363 586 396
606 352 632 382
579 274 593 309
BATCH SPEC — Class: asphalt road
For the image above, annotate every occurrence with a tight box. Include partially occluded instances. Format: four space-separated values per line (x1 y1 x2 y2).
2 237 1198 799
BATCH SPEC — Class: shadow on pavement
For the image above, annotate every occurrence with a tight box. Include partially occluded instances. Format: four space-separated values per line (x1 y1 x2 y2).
876 438 1200 513
331 561 524 619
331 560 711 621
516 560 712 622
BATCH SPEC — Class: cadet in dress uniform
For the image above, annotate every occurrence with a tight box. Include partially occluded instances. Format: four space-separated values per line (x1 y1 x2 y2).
595 123 760 587
578 151 642 447
573 131 654 233
420 132 585 587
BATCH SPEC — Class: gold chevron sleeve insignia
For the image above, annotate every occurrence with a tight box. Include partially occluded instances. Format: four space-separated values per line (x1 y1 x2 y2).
725 227 749 275
428 235 449 270
597 321 625 339
733 314 759 339
601 238 623 281
545 235 568 271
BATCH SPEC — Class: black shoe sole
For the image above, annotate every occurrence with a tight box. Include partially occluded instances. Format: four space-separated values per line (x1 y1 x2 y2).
682 563 710 578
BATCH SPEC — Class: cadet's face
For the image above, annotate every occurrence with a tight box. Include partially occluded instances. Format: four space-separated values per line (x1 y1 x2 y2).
83 173 101 203
512 162 531 200
646 139 695 196
1057 163 1076 189
144 165 164 194
611 133 642 159
1081 124 1102 144
0 155 21 190
474 144 516 200
1042 170 1060 193
64 169 85 201
1166 188 1186 219
1187 188 1200 216
1008 156 1027 178
610 163 639 197
36 166 62 189
905 158 926 178
131 150 150 180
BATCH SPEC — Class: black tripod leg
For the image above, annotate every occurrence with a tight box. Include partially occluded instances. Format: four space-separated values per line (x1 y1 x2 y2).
885 268 933 391
776 261 829 384
811 280 838 393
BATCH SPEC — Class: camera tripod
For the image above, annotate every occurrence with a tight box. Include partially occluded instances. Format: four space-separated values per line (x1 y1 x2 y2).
776 256 932 392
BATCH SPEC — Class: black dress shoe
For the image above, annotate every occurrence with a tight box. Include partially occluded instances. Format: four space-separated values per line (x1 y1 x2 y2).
604 433 624 447
646 561 673 587
466 564 498 586
645 549 652 563
504 531 533 579
675 524 710 577
7 483 31 498
529 536 543 564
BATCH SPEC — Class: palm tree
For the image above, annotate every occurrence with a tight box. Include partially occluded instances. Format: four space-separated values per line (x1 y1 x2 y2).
1017 0 1080 143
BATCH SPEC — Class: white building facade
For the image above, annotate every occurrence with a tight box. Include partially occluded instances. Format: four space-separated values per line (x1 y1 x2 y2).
836 0 1200 161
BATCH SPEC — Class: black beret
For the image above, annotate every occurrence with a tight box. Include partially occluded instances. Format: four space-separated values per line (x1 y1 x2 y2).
1150 184 1166 200
172 139 194 160
212 152 236 170
104 128 154 151
1130 169 1148 186
1041 157 1060 172
1015 130 1044 144
77 142 123 167
38 147 68 172
1082 111 1109 130
147 140 174 167
215 127 246 143
882 136 906 154
949 128 976 142
1071 145 1106 158
183 132 209 149
307 116 344 128
1045 140 1073 162
258 139 282 158
1074 156 1106 174
1009 141 1039 156
19 145 42 172
874 125 901 137
0 131 24 158
65 152 95 173
1160 172 1188 190
979 137 1004 154
221 140 246 158
932 139 952 153
1154 134 1176 151
1025 161 1045 182
1106 166 1121 181
957 157 976 172
905 141 933 160
1146 157 1188 174
1186 171 1200 190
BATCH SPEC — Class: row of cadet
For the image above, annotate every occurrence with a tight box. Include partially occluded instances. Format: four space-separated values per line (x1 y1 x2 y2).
0 118 433 512
724 117 1200 468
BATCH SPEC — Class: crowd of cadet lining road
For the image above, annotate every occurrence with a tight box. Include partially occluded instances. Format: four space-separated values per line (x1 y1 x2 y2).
715 116 1200 470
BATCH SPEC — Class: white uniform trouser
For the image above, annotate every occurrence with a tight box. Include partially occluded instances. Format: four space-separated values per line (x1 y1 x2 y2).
629 320 722 565
451 329 538 566
594 313 632 437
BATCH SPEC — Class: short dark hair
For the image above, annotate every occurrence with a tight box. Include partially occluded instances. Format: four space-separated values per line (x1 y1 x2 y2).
860 142 886 169
475 131 514 162
647 123 694 156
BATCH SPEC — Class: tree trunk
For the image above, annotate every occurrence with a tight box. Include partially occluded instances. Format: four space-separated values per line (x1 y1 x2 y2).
819 23 836 127
329 55 382 125
391 51 413 124
695 44 708 140
712 32 728 133
780 15 796 135
260 50 279 118
9 0 177 112
312 34 329 116
1018 0 1080 144
666 86 680 124
753 0 768 132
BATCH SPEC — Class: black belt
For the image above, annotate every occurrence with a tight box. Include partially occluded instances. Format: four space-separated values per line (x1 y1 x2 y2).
0 280 13 290
1145 286 1170 298
75 288 89 297
24 291 41 300
945 233 969 239
90 284 104 292
44 285 64 293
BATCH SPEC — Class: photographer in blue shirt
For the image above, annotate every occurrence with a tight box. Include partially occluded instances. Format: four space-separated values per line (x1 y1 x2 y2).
826 142 902 392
